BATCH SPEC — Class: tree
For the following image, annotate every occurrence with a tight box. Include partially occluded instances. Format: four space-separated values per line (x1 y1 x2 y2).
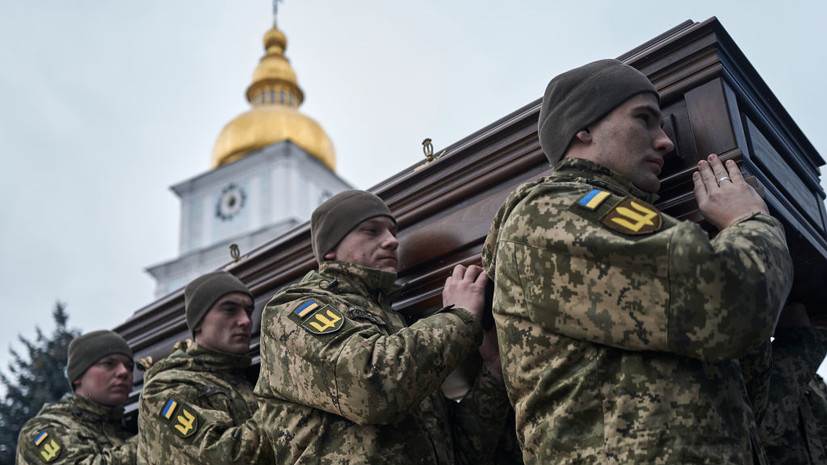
0 302 80 465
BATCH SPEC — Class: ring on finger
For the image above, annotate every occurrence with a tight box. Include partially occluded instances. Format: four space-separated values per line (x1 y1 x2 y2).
717 176 731 185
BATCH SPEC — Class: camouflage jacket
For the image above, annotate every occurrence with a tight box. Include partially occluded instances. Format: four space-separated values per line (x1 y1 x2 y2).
253 260 512 464
137 342 272 464
760 327 827 464
16 393 136 465
481 158 793 464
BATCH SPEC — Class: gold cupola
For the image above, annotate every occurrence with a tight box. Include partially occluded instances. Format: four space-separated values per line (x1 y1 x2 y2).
211 21 335 170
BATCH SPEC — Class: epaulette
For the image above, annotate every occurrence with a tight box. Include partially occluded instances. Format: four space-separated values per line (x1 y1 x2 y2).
173 339 194 351
137 356 154 371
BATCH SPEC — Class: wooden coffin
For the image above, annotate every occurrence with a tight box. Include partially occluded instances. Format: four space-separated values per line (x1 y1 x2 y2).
116 17 827 418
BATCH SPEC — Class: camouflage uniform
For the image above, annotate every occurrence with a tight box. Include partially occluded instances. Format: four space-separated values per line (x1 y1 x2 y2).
482 158 793 464
759 326 827 464
254 260 511 464
811 375 827 460
137 341 272 464
16 393 136 465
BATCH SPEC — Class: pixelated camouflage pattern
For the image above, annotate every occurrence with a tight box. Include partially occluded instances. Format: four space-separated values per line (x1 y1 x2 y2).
253 260 512 464
759 326 827 464
450 370 524 465
16 393 136 465
740 339 772 424
477 406 524 465
810 375 827 461
482 158 793 464
137 341 272 464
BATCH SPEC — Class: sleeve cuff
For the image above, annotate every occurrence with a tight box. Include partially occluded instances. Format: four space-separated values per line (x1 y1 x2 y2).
440 306 483 345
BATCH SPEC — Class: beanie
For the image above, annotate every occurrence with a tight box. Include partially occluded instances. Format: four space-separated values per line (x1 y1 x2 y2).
311 190 396 263
184 271 252 335
67 330 133 385
538 59 658 165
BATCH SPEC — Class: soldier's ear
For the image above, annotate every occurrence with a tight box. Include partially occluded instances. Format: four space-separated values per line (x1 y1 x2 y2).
575 128 592 143
324 251 336 260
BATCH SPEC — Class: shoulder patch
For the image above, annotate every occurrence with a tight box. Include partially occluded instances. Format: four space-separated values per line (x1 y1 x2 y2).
577 189 611 210
32 429 62 463
159 398 200 438
300 304 345 335
601 197 662 235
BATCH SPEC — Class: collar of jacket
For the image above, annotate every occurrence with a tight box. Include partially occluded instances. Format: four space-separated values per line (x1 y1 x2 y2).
552 157 660 204
317 260 400 299
68 392 125 422
185 342 252 370
145 341 251 381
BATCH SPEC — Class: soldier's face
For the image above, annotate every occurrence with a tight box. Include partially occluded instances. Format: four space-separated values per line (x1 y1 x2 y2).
326 216 399 272
194 292 254 355
74 354 134 407
585 93 674 193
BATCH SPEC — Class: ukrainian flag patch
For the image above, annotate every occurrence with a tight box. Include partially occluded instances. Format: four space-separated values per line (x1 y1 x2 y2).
159 398 200 438
162 399 177 419
33 430 48 446
32 429 61 462
294 300 319 318
577 189 611 210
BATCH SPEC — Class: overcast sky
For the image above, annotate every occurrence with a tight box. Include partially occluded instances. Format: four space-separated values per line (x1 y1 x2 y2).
2 1 826 378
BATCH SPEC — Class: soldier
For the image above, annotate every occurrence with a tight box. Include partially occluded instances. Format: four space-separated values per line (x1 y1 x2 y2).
481 59 793 463
137 271 272 464
16 330 137 465
254 189 512 464
759 302 827 464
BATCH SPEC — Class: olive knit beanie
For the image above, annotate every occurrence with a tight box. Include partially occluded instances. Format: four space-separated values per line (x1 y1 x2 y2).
67 330 133 385
311 190 396 263
184 271 252 335
538 59 658 165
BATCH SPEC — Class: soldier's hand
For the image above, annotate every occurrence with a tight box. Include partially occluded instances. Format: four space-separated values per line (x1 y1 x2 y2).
693 153 768 230
443 264 488 320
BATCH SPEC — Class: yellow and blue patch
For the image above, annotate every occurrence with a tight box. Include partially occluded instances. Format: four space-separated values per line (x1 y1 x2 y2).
290 301 346 336
162 399 177 419
33 430 48 446
31 429 61 463
577 189 611 210
295 300 319 319
159 398 200 438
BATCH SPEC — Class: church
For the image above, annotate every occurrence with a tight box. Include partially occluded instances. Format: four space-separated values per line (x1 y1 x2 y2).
146 16 350 297
116 15 827 422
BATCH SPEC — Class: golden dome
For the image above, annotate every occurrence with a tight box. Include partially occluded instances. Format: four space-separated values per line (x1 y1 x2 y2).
211 24 334 170
213 106 335 169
